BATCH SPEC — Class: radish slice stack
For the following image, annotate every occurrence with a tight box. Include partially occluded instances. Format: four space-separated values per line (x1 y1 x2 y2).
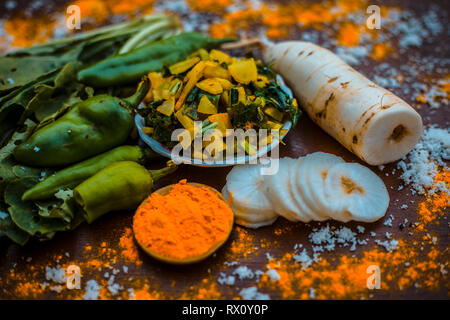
222 164 278 228
222 152 390 228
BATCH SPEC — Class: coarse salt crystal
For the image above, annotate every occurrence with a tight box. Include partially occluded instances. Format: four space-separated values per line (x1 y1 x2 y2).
83 280 100 300
265 269 280 282
239 287 270 300
233 266 254 280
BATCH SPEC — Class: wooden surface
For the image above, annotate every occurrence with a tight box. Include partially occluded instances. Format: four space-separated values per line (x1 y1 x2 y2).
0 0 448 300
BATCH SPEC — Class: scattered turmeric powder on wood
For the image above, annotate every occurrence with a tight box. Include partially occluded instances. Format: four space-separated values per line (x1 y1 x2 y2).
119 227 143 266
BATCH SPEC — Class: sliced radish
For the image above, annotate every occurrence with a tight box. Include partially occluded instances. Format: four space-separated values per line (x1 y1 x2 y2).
222 185 278 228
324 162 389 222
297 152 343 220
263 157 302 222
226 164 274 215
289 157 317 222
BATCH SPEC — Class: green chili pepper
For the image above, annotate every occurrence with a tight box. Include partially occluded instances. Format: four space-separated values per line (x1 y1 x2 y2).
13 78 150 167
74 160 177 223
22 145 158 201
77 32 235 87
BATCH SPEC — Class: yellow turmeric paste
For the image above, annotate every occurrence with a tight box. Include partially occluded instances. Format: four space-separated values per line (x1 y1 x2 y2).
133 180 234 260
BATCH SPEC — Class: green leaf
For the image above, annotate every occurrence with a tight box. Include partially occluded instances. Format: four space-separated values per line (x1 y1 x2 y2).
0 119 36 161
0 116 18 148
36 201 72 222
230 102 263 129
0 44 84 96
12 165 54 180
0 56 63 95
198 92 220 106
0 69 59 125
36 190 76 223
0 157 17 197
18 61 84 124
35 95 81 130
0 208 30 246
5 178 70 238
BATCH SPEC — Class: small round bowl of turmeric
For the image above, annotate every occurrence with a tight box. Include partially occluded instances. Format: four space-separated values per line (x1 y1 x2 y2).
133 179 234 265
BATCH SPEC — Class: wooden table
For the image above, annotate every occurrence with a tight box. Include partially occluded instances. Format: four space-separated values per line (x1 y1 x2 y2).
0 0 448 300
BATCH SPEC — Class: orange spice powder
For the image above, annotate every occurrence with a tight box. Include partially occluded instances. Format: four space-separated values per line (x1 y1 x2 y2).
337 23 361 47
119 227 143 266
132 285 162 300
257 238 447 299
133 180 234 260
371 43 391 60
3 15 57 48
187 0 232 13
416 169 449 230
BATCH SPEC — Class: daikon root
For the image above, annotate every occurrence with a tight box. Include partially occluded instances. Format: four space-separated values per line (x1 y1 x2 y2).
263 41 423 165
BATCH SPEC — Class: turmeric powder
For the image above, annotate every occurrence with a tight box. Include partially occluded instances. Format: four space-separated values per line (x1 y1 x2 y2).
119 227 143 266
133 180 234 260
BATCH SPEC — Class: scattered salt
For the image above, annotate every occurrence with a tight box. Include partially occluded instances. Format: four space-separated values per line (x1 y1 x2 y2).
239 287 270 300
384 215 394 227
233 266 254 280
51 285 63 293
309 287 316 299
397 126 449 195
83 280 100 300
107 275 123 295
45 266 66 284
375 239 399 252
293 249 313 269
265 269 280 282
218 273 236 286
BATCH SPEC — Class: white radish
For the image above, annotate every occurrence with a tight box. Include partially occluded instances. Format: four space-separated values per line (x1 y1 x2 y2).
222 185 278 228
263 41 423 166
263 157 303 222
290 158 318 222
232 207 278 229
297 152 343 220
222 150 390 227
305 152 345 219
324 162 389 222
225 164 274 216
234 215 278 229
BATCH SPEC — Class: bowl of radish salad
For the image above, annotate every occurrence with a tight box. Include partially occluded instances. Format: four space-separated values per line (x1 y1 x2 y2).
135 49 300 167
